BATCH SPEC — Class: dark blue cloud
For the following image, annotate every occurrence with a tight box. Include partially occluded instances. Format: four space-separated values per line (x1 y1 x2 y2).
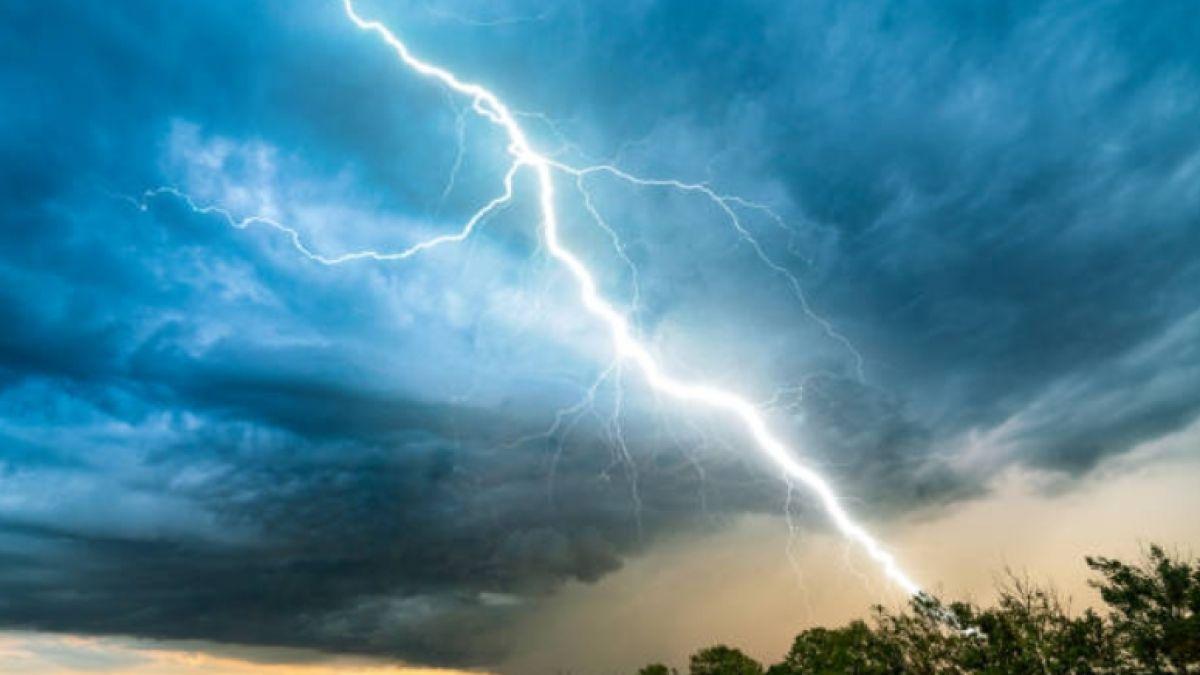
1 0 1199 667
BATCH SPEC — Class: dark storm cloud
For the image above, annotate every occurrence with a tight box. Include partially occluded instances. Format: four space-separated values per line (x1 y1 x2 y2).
2 0 1199 668
753 0 1200 473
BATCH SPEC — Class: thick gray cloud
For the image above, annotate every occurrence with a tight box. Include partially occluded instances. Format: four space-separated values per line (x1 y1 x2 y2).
1 0 1199 668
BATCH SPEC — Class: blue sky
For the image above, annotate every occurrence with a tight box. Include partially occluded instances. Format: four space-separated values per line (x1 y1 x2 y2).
2 0 1200 671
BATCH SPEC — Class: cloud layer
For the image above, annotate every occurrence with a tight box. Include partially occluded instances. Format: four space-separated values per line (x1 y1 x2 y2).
2 0 1199 668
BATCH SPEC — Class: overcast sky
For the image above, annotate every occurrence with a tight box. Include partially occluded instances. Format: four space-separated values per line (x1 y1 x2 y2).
2 0 1199 673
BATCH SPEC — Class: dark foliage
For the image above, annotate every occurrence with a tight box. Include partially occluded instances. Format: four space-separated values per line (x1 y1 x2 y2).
690 645 765 675
641 545 1199 674
1088 545 1200 673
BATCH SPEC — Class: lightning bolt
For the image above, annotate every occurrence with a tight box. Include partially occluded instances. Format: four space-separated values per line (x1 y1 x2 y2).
134 0 922 597
337 0 920 596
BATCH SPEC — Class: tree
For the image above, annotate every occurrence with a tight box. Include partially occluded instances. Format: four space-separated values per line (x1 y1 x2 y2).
937 577 1119 674
689 645 764 675
638 664 677 675
870 594 971 674
1088 545 1200 673
768 620 903 674
635 545 1199 675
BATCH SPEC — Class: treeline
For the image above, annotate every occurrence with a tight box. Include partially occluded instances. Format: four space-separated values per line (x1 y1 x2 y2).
638 545 1199 674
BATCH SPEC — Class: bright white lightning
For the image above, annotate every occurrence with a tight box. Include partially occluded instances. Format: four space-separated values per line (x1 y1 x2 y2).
335 0 921 596
132 1 920 597
134 163 517 264
548 159 866 381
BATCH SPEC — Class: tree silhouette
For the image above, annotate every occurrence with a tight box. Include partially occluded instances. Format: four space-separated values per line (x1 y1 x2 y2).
638 545 1199 674
689 645 764 675
766 620 903 674
1088 545 1199 673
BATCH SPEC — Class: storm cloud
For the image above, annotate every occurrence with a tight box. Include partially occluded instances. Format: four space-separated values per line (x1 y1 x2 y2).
2 0 1199 668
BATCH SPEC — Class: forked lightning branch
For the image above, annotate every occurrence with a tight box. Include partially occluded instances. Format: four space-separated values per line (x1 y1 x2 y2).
137 0 924 597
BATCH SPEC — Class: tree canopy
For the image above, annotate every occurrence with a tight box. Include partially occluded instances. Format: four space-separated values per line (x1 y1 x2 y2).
638 545 1199 674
